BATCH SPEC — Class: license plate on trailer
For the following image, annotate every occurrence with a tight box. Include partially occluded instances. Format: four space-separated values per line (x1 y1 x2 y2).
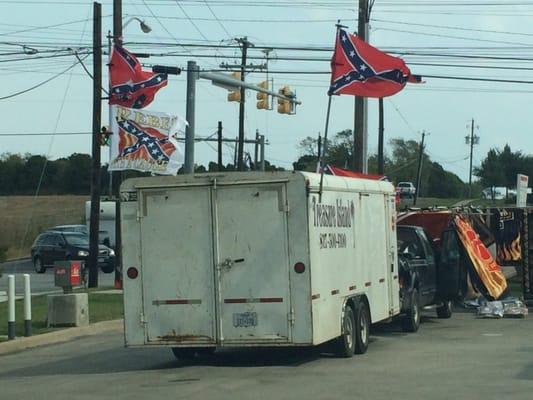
233 312 258 328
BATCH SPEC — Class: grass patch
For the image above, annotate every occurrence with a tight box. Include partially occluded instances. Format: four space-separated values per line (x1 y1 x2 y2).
0 291 123 341
0 195 88 260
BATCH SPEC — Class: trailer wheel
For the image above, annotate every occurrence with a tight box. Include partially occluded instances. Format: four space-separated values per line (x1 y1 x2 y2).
334 305 356 357
171 347 197 360
171 347 215 360
402 288 420 332
436 300 453 319
354 301 370 354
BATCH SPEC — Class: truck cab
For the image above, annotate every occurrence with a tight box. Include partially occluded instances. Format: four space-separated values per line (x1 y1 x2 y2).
397 225 456 332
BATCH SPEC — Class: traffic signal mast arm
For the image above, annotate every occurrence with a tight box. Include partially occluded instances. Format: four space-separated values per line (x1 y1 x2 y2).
199 71 301 106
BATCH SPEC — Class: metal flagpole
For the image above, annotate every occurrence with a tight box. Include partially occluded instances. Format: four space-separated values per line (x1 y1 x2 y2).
319 22 344 201
318 95 333 202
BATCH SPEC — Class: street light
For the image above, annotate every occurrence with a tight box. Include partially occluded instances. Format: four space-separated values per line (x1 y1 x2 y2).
123 17 152 33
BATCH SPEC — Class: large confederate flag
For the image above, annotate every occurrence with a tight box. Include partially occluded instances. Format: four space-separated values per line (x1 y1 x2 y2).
109 45 167 109
329 29 421 98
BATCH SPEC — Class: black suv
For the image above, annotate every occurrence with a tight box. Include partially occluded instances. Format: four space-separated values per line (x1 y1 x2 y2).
31 231 115 274
397 226 456 332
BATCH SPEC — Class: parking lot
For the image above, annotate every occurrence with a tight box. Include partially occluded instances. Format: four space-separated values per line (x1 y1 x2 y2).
0 308 531 400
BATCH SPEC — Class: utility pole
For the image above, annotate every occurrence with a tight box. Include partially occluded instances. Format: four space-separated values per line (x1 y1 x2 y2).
353 0 370 173
466 118 480 198
259 135 266 171
88 1 102 288
217 121 223 171
237 37 253 171
377 98 384 175
254 129 259 169
413 131 426 206
112 0 122 290
185 60 198 173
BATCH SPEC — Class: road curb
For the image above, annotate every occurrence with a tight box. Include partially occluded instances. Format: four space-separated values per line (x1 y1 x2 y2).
0 319 123 356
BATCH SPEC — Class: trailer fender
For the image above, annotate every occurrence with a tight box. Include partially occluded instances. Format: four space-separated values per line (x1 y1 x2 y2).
342 295 371 324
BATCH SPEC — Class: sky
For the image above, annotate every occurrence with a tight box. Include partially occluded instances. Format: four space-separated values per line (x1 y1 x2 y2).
2 0 533 182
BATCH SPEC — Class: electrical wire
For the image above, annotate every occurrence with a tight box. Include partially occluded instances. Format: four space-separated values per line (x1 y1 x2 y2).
202 0 233 40
0 54 88 100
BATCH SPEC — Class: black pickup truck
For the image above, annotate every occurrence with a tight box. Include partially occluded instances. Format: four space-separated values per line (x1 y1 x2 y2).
397 225 459 332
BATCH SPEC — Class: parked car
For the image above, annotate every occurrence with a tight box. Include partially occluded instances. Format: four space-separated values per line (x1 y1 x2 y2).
48 224 89 235
49 225 113 247
396 182 416 198
31 231 115 274
397 225 455 332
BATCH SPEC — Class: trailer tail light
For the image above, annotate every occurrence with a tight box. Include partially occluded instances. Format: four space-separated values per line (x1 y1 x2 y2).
127 267 139 279
399 276 404 288
294 262 306 274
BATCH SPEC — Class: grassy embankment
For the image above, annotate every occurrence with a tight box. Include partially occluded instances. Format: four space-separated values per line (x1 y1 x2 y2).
0 290 123 342
0 195 88 260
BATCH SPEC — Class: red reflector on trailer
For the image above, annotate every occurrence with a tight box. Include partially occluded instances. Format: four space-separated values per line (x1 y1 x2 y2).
294 262 305 274
127 267 138 279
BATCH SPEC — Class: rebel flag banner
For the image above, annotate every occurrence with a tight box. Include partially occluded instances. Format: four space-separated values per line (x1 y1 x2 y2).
454 215 508 300
109 105 186 175
109 44 168 109
329 29 422 98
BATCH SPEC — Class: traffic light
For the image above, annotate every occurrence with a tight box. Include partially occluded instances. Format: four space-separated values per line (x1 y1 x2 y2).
277 85 294 115
227 72 241 102
256 80 270 110
100 126 111 146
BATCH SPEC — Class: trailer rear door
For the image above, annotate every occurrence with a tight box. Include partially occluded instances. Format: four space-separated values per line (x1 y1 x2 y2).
214 183 291 343
140 187 217 344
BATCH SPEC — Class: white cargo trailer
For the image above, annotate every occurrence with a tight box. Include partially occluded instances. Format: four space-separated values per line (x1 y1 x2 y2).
121 171 400 358
85 200 116 248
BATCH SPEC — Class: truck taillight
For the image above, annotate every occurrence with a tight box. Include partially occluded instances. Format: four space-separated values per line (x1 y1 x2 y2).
294 262 305 274
127 267 139 279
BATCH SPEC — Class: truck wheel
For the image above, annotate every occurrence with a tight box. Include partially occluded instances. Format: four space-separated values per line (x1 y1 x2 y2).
402 288 420 332
34 257 45 274
354 301 370 354
436 300 453 319
101 265 114 274
334 306 356 358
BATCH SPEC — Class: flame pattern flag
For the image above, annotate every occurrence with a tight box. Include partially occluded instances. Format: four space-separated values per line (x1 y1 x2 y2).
329 29 421 98
454 215 508 300
109 105 186 175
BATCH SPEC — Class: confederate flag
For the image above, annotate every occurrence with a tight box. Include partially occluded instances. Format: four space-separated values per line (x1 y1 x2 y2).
329 29 421 98
109 45 167 109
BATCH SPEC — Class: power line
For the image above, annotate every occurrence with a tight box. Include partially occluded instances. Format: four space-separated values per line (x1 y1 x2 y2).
0 132 90 136
0 54 87 100
202 0 233 40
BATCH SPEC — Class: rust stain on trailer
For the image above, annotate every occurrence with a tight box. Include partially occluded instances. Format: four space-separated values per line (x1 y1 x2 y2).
157 332 213 342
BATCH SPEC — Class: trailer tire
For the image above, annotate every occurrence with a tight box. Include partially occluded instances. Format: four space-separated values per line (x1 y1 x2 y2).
171 347 197 360
171 347 215 360
354 301 370 354
436 300 453 319
402 288 420 332
334 305 356 358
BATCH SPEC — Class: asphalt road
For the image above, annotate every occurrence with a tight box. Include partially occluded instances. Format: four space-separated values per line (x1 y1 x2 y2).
0 310 531 400
0 259 115 295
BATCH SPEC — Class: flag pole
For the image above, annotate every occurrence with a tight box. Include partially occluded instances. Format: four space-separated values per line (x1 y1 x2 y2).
378 97 384 175
318 95 332 202
318 22 346 201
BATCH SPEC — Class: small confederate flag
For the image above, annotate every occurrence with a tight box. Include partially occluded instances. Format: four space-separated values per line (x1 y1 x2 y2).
109 45 167 108
329 29 422 98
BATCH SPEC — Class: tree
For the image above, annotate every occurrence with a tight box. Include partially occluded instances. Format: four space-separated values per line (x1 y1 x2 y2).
294 131 466 198
474 145 528 198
